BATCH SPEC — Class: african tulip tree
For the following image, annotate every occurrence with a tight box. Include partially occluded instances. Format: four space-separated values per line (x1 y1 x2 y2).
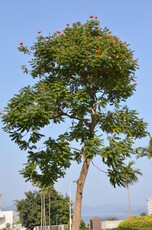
2 18 148 230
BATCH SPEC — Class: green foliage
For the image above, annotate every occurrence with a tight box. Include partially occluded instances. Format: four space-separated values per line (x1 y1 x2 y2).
79 220 89 230
118 216 152 229
2 18 148 187
105 217 119 221
137 136 152 159
140 212 147 216
66 220 88 230
15 187 69 229
112 228 152 230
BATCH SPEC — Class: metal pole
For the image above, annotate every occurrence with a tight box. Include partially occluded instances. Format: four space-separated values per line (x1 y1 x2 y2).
0 194 1 212
69 183 72 230
41 192 42 230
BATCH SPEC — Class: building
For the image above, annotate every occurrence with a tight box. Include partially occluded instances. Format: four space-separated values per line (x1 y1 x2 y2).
147 195 152 216
90 218 123 230
0 211 20 229
90 218 101 230
0 194 20 229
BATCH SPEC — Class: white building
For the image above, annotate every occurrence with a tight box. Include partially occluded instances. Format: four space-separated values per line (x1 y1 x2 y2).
147 195 152 216
0 211 20 229
0 194 20 229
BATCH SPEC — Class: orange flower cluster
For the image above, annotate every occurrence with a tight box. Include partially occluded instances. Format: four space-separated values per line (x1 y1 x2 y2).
96 50 100 54
56 30 61 34
106 34 111 39
95 36 100 39
66 23 70 26
40 87 45 91
20 42 23 45
89 15 94 18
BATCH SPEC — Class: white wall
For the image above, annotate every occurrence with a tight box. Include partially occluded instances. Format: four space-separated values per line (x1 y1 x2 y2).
0 211 19 229
101 220 123 229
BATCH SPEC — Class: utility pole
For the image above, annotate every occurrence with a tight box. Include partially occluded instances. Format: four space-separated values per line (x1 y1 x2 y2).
0 194 2 212
69 183 72 230
69 181 76 230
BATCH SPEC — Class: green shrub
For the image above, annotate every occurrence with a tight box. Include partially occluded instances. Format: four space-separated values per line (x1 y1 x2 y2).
118 216 152 229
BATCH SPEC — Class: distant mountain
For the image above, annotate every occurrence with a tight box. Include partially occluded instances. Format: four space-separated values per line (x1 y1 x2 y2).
2 203 147 224
81 204 148 223
2 205 16 211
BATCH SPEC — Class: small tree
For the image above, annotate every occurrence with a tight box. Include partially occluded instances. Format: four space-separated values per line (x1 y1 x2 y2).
2 17 148 230
140 212 147 216
121 161 142 217
137 135 152 159
15 188 69 229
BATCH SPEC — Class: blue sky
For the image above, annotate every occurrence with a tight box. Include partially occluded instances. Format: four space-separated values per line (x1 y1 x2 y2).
0 0 152 211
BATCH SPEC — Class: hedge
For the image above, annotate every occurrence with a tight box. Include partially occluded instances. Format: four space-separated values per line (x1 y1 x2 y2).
118 216 152 229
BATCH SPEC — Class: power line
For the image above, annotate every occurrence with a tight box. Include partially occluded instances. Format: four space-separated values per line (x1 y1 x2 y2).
91 160 108 175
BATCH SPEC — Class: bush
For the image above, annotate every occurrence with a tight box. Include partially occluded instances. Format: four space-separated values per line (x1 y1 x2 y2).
66 219 88 230
140 212 147 216
118 216 152 229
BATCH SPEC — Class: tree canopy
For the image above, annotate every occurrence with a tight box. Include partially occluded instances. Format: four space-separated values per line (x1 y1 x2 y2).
15 187 69 229
2 17 148 230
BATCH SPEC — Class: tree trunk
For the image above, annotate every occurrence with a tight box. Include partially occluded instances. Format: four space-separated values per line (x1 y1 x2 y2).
127 185 132 217
49 191 51 230
72 155 90 230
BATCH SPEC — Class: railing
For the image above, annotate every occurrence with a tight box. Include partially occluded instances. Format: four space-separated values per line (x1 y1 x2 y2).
34 225 68 230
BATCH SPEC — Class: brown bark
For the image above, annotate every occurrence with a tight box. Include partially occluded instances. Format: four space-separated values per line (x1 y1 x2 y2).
72 155 90 230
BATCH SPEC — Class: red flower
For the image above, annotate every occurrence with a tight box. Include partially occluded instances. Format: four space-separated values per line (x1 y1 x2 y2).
56 30 61 34
40 87 45 91
20 42 23 45
106 35 111 39
113 40 116 44
96 50 100 54
89 15 94 18
3 114 5 116
137 58 139 61
38 30 42 34
134 79 136 82
49 32 50 35
95 16 97 19
66 23 70 26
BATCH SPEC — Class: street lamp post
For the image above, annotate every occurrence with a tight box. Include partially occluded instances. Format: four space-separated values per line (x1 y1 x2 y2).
69 181 76 230
69 183 72 230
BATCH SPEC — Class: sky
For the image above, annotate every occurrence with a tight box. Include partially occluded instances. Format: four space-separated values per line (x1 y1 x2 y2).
0 0 152 211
